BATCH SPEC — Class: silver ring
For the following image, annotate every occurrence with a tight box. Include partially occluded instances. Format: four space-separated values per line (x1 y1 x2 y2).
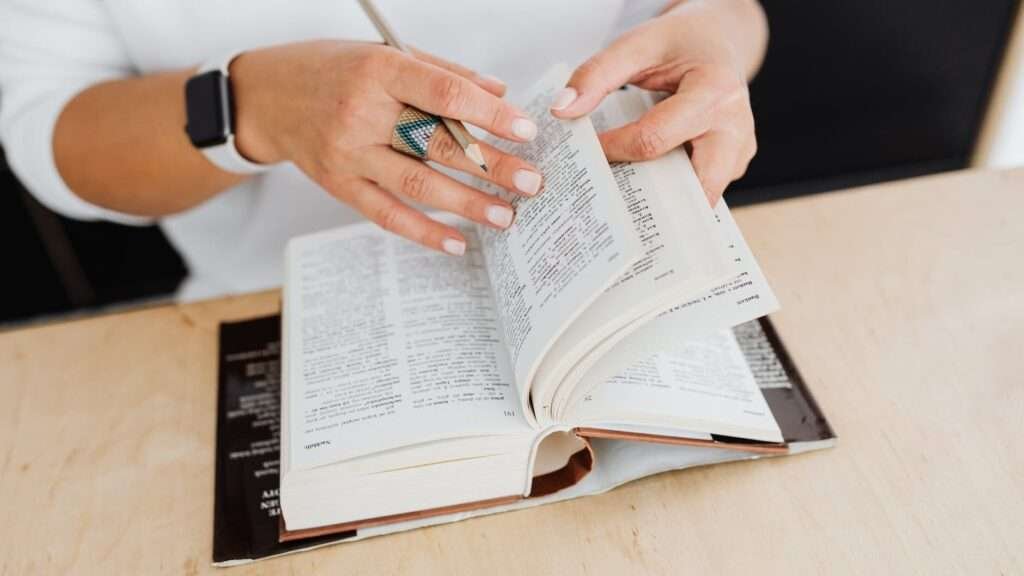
391 106 441 159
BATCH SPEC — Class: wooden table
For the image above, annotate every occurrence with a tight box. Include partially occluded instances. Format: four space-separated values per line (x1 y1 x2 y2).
2 168 1022 575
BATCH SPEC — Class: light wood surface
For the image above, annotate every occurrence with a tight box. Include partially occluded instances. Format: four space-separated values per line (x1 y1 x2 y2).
2 168 1023 575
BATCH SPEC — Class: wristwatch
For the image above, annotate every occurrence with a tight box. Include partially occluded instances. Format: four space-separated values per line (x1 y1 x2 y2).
184 51 270 175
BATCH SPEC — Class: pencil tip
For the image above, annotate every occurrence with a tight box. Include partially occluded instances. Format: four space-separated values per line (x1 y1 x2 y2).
466 144 488 173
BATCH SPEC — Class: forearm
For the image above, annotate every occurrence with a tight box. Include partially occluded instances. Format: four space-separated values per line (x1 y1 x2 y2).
664 0 769 79
53 69 244 217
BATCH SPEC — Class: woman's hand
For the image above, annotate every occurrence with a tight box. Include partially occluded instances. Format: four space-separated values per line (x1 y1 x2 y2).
232 40 543 255
551 0 768 205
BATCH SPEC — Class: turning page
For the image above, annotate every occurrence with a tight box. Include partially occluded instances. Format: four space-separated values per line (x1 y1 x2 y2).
283 216 529 471
476 65 642 420
569 329 783 443
531 88 734 421
559 201 780 415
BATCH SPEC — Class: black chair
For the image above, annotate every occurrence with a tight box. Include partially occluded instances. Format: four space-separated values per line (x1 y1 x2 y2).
1 147 186 325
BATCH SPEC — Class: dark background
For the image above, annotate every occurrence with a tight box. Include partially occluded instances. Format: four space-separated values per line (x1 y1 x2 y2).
729 0 1020 204
1 0 1020 326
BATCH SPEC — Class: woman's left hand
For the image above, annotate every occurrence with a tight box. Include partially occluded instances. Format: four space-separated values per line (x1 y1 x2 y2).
551 0 767 205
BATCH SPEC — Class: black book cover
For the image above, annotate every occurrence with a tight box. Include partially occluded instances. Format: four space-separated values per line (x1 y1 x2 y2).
213 316 356 565
734 318 835 444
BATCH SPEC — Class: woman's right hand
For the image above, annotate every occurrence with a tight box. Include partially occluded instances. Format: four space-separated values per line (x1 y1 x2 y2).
231 40 543 255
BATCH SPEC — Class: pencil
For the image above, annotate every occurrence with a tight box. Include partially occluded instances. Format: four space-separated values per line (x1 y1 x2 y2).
357 0 489 172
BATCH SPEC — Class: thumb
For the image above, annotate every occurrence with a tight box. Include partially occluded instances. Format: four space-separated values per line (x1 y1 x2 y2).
551 32 661 118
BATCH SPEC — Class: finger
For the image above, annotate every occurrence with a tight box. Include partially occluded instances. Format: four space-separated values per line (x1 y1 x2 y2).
733 135 757 180
331 177 468 255
598 88 718 162
551 28 663 119
426 126 543 197
408 47 506 97
387 55 537 142
689 130 748 206
357 146 517 230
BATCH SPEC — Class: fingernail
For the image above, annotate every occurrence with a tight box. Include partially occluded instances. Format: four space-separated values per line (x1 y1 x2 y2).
513 169 542 196
485 205 515 228
442 238 466 256
478 73 506 89
512 118 538 141
550 87 578 111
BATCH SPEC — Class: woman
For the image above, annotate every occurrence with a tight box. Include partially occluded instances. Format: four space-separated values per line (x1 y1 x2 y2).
0 0 766 300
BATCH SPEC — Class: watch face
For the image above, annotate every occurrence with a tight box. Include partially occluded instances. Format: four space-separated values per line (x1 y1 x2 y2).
185 70 231 148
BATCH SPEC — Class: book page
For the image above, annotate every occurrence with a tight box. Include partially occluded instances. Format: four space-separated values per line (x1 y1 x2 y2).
531 88 733 422
283 216 530 471
556 198 780 418
476 65 642 421
567 329 783 443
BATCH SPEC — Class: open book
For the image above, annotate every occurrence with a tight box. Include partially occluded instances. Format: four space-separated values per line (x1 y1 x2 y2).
278 66 817 539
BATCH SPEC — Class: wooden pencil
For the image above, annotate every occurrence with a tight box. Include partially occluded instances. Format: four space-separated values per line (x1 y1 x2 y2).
357 0 489 172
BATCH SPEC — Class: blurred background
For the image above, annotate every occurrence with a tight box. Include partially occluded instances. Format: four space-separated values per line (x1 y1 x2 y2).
2 0 1022 327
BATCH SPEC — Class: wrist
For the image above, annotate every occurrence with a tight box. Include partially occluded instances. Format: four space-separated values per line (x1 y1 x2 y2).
230 49 285 165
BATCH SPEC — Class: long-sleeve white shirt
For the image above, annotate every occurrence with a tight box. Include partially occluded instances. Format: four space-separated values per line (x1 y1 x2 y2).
0 0 665 300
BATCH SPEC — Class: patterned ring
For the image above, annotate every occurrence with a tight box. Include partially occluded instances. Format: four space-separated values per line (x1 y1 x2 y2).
391 106 441 159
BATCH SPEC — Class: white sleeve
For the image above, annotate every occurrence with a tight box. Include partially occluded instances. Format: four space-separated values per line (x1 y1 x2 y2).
0 0 151 224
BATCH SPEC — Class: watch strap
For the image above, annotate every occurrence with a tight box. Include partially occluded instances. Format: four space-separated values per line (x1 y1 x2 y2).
195 51 271 175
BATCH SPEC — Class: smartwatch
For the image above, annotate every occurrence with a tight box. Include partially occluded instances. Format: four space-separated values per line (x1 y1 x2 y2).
184 52 270 175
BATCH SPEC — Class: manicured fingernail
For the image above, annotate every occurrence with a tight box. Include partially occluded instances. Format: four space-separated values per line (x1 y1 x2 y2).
550 87 578 111
442 238 466 255
478 73 506 89
485 205 514 228
512 118 538 141
513 169 542 196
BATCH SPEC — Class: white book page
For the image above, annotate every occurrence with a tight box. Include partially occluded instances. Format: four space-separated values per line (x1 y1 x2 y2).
568 329 783 443
531 88 734 422
557 199 780 415
476 65 642 422
283 216 529 471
